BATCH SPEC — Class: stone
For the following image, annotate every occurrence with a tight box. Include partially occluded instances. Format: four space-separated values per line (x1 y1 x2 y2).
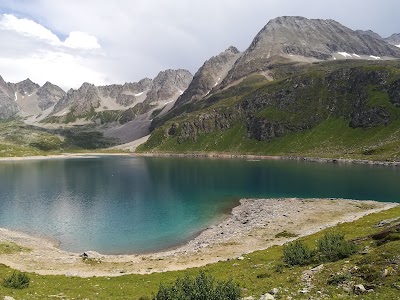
354 284 367 294
242 297 255 300
237 256 245 260
270 288 279 295
4 296 16 300
259 293 275 300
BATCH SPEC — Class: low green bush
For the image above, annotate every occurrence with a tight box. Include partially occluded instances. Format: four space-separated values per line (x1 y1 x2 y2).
153 271 240 300
3 272 30 289
283 240 313 266
316 231 357 262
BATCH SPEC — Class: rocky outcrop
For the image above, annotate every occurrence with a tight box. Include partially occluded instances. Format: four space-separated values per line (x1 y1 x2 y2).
144 69 193 104
15 78 39 96
220 16 400 88
356 30 383 41
385 33 400 47
36 81 66 110
0 76 20 119
173 46 241 108
53 83 101 115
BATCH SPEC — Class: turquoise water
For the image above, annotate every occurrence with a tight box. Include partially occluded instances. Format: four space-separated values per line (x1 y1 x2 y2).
0 156 399 254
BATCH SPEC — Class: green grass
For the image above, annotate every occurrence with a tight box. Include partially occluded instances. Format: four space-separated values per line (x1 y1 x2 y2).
0 243 30 255
0 206 398 299
138 118 400 161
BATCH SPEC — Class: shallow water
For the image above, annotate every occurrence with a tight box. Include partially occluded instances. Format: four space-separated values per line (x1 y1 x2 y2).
0 156 398 254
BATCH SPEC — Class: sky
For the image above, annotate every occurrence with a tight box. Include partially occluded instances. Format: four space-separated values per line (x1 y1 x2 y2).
0 0 398 90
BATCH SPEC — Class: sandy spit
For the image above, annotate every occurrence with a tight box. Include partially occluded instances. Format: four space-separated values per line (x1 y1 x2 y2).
0 198 396 278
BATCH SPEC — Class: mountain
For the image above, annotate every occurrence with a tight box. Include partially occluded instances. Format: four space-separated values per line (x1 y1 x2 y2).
385 33 400 47
219 16 400 88
144 69 193 104
0 76 20 119
48 69 192 125
139 60 400 161
36 82 66 111
173 46 241 109
356 30 383 41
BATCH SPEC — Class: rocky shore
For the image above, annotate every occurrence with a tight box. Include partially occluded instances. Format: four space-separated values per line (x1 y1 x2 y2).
0 198 396 277
136 152 400 166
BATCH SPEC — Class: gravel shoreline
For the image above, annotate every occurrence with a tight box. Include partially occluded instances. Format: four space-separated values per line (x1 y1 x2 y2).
0 198 396 277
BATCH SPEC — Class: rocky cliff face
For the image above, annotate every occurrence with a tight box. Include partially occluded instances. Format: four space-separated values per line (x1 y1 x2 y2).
173 47 241 108
356 30 383 41
36 81 66 110
0 76 20 119
53 83 101 115
15 78 40 96
220 16 400 88
144 69 193 104
385 33 400 47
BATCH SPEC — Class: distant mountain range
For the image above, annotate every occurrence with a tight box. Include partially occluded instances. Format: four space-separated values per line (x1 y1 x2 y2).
1 16 399 147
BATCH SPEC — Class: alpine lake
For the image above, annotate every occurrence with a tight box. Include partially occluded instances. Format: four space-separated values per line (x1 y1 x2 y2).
0 155 399 254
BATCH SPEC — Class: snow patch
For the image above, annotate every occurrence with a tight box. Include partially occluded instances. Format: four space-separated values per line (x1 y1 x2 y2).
370 55 381 60
134 91 144 97
214 77 221 87
28 93 34 97
179 89 183 95
14 92 17 101
352 54 361 58
163 99 174 105
333 57 337 60
338 52 352 58
396 44 400 48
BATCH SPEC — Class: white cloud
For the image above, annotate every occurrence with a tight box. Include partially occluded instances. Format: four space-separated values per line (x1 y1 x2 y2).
0 14 100 50
64 31 100 50
0 14 59 44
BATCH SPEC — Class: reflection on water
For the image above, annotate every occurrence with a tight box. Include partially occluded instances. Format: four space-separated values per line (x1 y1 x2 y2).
0 156 399 254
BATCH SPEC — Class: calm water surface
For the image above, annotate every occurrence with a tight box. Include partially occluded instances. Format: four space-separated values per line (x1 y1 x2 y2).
0 156 399 254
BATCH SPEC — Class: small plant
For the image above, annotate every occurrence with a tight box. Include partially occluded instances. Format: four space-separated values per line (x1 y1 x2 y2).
153 271 241 300
274 263 284 273
316 231 357 262
283 240 313 266
3 272 30 289
327 273 351 285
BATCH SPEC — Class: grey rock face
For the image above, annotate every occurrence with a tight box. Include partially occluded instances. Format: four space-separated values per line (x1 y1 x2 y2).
144 69 193 103
53 82 101 115
36 81 66 110
15 78 40 96
0 76 20 119
385 33 400 46
173 46 241 108
356 30 383 41
221 16 400 87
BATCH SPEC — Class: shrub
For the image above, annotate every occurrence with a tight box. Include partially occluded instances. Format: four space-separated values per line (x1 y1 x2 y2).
3 272 30 289
283 240 313 266
327 273 351 285
153 271 241 300
316 231 357 262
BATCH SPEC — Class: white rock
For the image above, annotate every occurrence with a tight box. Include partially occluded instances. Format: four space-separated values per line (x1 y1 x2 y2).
4 297 16 300
237 256 245 260
259 293 275 300
270 288 279 295
354 284 367 294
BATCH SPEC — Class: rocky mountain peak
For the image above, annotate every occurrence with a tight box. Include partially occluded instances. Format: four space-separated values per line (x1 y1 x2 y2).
356 30 383 41
144 69 193 103
225 46 240 54
36 81 66 111
220 16 400 88
16 78 40 95
173 46 241 108
385 33 400 46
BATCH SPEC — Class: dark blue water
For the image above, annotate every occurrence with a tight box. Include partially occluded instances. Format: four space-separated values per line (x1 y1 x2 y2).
0 156 399 254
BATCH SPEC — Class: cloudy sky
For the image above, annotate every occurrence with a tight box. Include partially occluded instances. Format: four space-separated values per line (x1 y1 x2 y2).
0 0 398 90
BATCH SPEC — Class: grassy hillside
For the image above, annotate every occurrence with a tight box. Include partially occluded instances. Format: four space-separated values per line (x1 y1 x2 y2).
0 121 118 157
138 61 400 161
0 206 399 299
